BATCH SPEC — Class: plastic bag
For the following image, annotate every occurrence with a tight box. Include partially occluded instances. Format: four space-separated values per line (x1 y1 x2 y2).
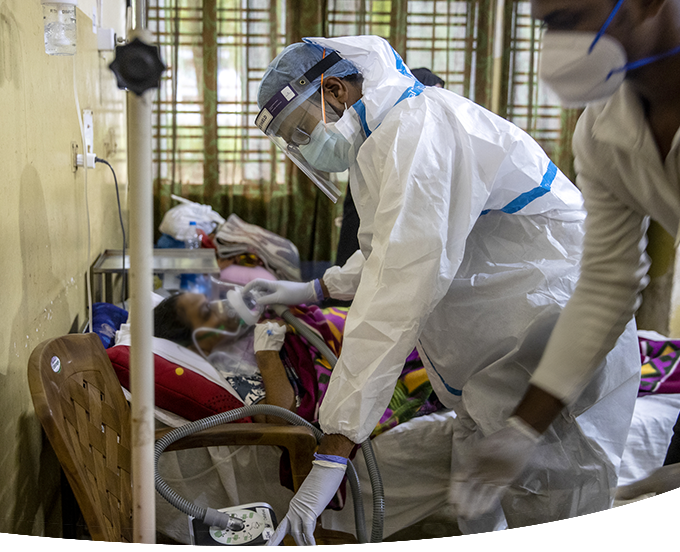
158 195 226 241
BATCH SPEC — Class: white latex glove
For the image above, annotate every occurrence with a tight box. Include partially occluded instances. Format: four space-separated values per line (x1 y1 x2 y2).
266 456 347 546
449 416 541 519
253 321 287 352
609 464 680 546
243 279 322 306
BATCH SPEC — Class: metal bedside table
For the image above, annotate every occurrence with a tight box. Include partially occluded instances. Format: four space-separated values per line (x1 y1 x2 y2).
92 249 221 303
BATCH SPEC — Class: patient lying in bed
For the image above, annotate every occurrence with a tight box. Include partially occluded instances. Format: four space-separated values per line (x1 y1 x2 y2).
144 291 443 438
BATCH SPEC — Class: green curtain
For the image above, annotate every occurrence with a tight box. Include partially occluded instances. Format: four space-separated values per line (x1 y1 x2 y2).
149 0 582 263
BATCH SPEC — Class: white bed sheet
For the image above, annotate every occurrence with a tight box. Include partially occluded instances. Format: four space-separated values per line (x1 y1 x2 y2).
620 330 680 484
616 393 680 486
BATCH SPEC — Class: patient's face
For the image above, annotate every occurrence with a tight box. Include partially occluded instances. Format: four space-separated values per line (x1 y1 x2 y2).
177 292 240 353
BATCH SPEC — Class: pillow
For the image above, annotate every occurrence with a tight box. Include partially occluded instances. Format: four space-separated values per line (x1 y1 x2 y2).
220 263 277 286
107 345 251 423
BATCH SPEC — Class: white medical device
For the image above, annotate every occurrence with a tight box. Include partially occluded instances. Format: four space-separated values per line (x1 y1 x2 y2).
188 502 277 546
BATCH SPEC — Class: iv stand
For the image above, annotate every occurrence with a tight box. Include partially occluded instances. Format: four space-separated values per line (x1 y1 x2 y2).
109 0 166 543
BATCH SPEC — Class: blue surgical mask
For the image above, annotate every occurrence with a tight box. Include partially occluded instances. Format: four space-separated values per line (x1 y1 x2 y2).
539 0 680 106
298 121 353 173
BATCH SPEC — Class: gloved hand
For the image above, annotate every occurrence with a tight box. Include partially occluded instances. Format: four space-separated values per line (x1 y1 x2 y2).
449 416 541 519
266 455 347 546
243 279 322 306
253 321 287 352
609 464 680 546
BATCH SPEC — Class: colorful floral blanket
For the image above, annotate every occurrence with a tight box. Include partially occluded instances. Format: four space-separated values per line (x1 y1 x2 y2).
278 305 442 439
638 334 680 396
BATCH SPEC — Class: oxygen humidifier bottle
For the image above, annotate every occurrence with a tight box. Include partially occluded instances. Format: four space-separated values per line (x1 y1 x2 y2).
42 0 77 56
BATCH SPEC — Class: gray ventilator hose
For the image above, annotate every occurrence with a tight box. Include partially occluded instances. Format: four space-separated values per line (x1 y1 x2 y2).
154 305 385 543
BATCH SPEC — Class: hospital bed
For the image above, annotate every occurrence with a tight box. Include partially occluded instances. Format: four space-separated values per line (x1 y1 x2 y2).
121 390 680 542
101 302 448 542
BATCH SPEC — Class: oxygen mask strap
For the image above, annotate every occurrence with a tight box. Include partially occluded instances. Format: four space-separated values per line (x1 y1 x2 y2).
191 325 243 361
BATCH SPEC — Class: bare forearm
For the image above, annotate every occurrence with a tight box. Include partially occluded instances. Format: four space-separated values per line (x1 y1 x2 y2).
318 433 355 458
255 350 296 422
512 384 566 434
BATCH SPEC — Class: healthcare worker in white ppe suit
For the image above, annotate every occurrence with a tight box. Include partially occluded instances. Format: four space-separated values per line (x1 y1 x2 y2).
449 0 680 513
246 34 641 543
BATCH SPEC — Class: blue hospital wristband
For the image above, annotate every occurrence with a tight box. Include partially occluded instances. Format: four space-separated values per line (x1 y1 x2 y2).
313 452 348 470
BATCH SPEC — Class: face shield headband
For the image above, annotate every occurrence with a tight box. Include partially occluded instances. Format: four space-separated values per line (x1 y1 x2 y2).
255 51 346 202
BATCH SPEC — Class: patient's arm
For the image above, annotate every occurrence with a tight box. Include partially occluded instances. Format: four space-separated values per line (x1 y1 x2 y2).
254 350 297 424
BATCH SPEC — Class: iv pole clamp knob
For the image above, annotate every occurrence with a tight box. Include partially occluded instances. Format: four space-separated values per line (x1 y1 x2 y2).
109 37 166 96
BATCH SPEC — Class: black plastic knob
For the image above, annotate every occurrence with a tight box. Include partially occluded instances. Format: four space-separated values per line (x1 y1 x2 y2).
109 37 166 96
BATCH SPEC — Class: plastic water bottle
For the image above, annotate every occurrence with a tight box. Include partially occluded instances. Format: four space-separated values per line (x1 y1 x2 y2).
185 221 201 250
182 221 210 294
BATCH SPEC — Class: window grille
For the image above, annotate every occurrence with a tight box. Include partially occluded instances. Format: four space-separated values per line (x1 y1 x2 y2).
506 1 578 165
148 0 287 194
148 0 577 197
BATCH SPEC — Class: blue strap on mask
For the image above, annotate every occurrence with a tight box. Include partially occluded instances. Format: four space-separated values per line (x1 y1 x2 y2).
589 0 627 54
590 0 680 79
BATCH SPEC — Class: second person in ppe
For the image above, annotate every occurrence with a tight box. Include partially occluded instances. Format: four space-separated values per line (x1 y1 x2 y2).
248 35 641 543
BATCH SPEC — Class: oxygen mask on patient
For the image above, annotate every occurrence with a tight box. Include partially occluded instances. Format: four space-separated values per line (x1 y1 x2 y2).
225 288 265 326
191 287 265 363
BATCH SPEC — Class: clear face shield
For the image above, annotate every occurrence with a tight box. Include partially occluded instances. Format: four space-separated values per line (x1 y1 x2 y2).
255 51 349 203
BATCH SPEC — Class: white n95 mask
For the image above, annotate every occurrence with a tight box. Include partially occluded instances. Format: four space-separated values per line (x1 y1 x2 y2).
539 31 627 107
298 121 353 173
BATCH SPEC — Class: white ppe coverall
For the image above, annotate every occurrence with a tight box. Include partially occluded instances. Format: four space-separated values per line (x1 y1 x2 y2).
311 36 641 530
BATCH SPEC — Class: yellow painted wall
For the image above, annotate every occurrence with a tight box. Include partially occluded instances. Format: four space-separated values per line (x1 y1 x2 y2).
0 1 127 535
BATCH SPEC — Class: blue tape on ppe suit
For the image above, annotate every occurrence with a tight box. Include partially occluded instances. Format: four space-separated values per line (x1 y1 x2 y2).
418 341 463 396
391 47 413 78
481 161 558 216
353 49 424 140
394 81 426 105
354 100 372 138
